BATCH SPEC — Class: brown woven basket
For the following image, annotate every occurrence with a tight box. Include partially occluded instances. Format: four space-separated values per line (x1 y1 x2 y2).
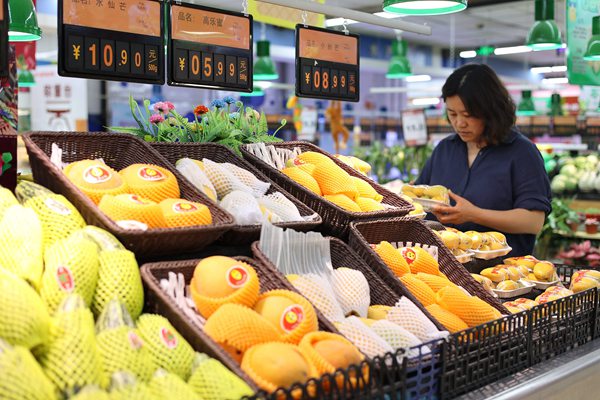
240 141 413 238
22 132 234 259
348 218 509 315
150 142 321 245
251 238 445 332
141 256 345 394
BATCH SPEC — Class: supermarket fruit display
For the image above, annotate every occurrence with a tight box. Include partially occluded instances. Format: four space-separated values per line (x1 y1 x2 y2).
176 157 305 225
0 183 252 399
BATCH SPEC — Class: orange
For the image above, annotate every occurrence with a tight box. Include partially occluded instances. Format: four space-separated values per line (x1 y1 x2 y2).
120 164 180 203
98 194 166 229
64 159 128 204
159 198 212 228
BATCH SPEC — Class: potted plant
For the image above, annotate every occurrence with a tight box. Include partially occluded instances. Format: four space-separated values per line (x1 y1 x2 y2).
109 96 286 155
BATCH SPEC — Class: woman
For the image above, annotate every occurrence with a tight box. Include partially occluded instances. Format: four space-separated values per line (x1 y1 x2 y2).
415 63 551 257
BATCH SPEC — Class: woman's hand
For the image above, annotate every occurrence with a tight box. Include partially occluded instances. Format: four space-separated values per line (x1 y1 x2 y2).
431 191 480 225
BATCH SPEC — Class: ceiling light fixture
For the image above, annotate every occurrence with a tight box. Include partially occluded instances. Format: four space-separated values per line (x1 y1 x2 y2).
583 15 600 61
517 90 536 116
254 40 279 80
530 65 567 74
411 97 440 106
386 39 412 79
405 74 431 82
494 45 533 55
8 0 42 41
324 11 406 27
526 0 563 51
542 77 569 85
383 0 467 16
459 50 477 58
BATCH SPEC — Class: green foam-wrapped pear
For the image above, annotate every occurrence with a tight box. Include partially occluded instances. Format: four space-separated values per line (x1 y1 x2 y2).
41 234 99 313
39 295 105 397
67 385 111 400
95 301 156 382
136 314 195 380
92 249 143 319
0 186 18 220
0 268 50 349
109 371 157 400
148 369 197 400
0 339 57 400
188 352 254 400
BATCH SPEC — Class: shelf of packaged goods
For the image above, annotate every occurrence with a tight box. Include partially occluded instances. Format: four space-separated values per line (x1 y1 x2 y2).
456 339 600 400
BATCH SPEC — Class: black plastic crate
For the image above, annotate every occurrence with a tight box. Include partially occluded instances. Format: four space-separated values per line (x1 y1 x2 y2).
439 312 529 400
404 339 444 400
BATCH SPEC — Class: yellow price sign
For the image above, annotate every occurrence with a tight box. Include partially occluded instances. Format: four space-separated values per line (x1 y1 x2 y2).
248 0 325 30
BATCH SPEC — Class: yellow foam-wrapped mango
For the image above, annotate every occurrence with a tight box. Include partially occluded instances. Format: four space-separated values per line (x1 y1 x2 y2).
436 286 502 327
324 194 361 212
425 304 468 333
312 163 358 199
120 163 180 203
159 198 212 228
282 167 322 196
373 241 410 277
350 177 383 202
355 197 385 212
64 159 129 204
398 247 440 276
400 274 436 306
99 194 166 229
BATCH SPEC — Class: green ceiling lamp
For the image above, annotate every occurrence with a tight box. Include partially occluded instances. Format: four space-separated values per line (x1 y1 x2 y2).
8 0 42 41
525 0 562 51
240 85 265 97
254 40 279 81
583 15 600 61
386 39 412 79
18 70 35 87
383 0 467 16
517 90 536 116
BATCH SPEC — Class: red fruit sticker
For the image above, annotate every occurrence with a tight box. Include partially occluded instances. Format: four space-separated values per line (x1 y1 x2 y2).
160 327 178 349
56 266 74 292
83 165 112 184
172 202 198 213
369 244 377 249
138 167 165 181
293 158 305 166
226 265 249 288
129 194 151 205
281 305 304 332
128 331 144 350
44 197 72 216
401 248 417 264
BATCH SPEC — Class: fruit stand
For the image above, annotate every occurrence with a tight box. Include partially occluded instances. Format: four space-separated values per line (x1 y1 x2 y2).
2 117 600 399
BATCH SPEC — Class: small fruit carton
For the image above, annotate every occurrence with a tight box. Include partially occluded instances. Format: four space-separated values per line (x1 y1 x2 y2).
400 184 450 212
149 142 322 245
492 280 535 299
240 141 413 238
23 132 235 259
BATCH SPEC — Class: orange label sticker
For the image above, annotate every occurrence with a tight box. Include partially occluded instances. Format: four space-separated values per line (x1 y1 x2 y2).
56 266 75 292
83 165 112 184
129 194 152 205
292 158 306 166
62 0 161 37
171 5 250 50
299 27 358 65
227 265 249 288
281 305 304 332
401 248 416 264
128 331 144 350
172 201 198 213
160 327 178 349
138 166 164 181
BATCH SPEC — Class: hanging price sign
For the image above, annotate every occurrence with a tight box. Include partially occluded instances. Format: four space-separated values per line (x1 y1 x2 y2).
0 0 8 77
58 0 164 84
296 25 360 102
167 2 253 92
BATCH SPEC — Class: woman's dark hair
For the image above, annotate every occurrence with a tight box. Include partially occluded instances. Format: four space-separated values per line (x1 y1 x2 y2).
442 63 516 145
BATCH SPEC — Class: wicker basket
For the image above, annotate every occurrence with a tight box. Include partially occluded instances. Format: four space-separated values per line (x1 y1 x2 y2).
348 218 509 315
251 238 445 332
22 132 234 259
240 141 413 238
150 142 321 245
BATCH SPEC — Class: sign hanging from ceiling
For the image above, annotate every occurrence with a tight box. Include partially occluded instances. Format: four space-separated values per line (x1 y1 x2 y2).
249 0 325 30
566 1 600 86
166 2 253 92
0 0 8 77
58 0 164 84
295 25 360 102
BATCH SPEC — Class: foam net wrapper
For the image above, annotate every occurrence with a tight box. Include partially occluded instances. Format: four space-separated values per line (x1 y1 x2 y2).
148 369 197 399
176 158 218 201
289 273 346 323
108 371 154 400
220 190 264 225
386 297 448 342
67 385 110 400
370 320 428 358
0 340 57 400
334 316 394 359
0 205 44 288
331 268 371 318
0 268 50 350
202 159 254 199
220 162 271 197
385 241 439 261
258 192 304 223
243 143 302 171
188 353 254 400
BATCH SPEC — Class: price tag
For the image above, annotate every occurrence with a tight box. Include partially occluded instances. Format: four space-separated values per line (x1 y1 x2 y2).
295 25 359 102
167 3 253 92
402 110 428 146
58 0 164 84
0 0 8 77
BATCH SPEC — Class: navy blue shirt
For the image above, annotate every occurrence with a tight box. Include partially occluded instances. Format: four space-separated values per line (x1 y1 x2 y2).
416 128 551 256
